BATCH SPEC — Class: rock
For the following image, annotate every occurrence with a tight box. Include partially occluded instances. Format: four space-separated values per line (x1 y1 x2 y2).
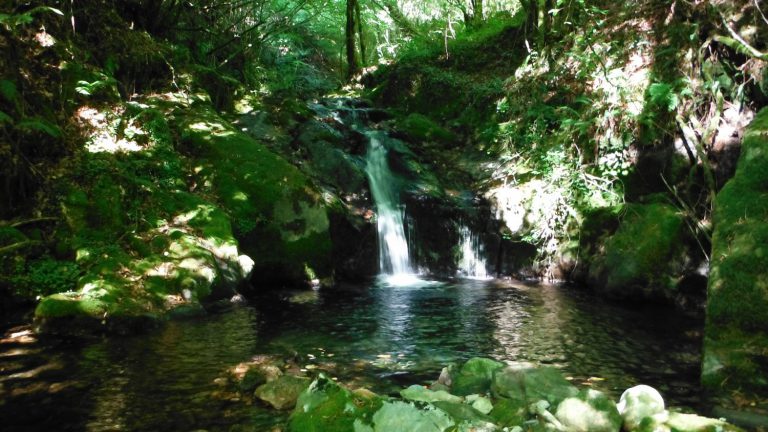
554 389 622 432
703 108 768 406
452 357 505 396
587 203 687 301
431 400 496 430
254 375 311 410
665 412 744 432
491 366 578 408
288 374 382 432
176 103 334 288
366 401 455 432
466 394 494 415
616 385 667 431
401 385 463 404
489 397 527 428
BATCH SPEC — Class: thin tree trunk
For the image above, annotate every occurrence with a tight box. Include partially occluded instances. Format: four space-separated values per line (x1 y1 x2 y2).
355 0 366 67
346 0 360 78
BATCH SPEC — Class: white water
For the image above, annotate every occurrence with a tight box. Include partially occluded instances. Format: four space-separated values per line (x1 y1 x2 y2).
365 131 416 282
457 225 490 279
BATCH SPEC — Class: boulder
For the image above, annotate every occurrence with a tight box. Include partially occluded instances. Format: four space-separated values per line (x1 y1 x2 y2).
175 102 334 287
364 401 455 432
288 374 382 432
587 203 686 301
254 375 311 410
554 389 622 432
491 366 578 407
451 357 505 396
703 108 768 406
616 385 667 431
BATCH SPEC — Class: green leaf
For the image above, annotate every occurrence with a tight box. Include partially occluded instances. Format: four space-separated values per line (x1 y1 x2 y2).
17 118 62 138
0 79 18 102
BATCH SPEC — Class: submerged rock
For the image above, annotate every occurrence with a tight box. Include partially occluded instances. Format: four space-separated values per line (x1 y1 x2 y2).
254 375 311 410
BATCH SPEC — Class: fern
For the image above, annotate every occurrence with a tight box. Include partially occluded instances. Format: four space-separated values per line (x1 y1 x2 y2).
648 82 679 112
17 118 61 138
0 111 12 124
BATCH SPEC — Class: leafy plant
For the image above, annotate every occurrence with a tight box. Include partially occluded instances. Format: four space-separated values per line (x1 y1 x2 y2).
0 6 63 32
11 257 81 299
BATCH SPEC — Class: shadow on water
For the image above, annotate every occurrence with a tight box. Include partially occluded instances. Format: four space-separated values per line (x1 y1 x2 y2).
0 279 703 430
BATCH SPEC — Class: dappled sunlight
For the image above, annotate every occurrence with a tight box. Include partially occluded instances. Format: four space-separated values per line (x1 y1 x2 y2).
76 106 147 153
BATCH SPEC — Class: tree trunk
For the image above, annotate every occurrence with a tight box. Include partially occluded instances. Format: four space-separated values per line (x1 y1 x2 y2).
346 0 360 78
355 0 366 67
471 0 484 26
380 0 420 37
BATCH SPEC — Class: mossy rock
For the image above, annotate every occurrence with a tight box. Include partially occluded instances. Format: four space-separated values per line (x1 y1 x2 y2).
288 374 382 432
451 357 505 396
587 203 685 301
703 108 768 400
491 366 578 408
35 100 252 335
555 389 621 432
398 113 457 145
175 103 332 287
255 375 311 410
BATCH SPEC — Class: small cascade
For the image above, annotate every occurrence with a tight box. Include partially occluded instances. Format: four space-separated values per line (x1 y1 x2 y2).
364 131 416 282
457 225 490 279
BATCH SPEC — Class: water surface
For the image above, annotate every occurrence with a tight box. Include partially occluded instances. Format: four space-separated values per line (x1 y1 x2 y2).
0 279 703 431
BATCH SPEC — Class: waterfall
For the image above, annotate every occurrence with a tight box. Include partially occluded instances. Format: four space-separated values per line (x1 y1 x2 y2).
365 131 415 279
457 225 490 279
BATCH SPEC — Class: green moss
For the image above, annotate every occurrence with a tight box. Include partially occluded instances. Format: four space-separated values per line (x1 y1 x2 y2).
175 103 333 285
399 114 456 145
704 108 768 398
589 203 684 299
35 293 107 318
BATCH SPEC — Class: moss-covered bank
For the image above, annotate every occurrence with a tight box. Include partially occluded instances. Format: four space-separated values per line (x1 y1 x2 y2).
703 108 768 410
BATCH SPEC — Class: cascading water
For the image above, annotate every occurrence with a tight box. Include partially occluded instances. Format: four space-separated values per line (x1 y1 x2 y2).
364 131 416 282
457 225 490 279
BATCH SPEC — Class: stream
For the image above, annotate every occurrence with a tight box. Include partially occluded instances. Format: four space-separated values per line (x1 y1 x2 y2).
0 279 702 431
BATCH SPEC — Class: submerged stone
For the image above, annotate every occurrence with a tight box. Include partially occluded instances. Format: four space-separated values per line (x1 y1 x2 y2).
254 375 311 410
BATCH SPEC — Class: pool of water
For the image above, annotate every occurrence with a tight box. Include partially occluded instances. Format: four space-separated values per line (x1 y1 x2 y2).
0 279 703 431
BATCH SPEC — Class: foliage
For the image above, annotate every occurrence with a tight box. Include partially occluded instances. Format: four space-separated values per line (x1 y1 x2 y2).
10 257 81 299
0 6 62 32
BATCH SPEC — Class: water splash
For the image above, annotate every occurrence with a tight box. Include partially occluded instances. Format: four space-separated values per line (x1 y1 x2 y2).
457 225 490 279
365 131 416 282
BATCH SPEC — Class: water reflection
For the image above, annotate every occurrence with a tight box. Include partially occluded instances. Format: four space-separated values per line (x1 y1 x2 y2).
0 280 703 431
